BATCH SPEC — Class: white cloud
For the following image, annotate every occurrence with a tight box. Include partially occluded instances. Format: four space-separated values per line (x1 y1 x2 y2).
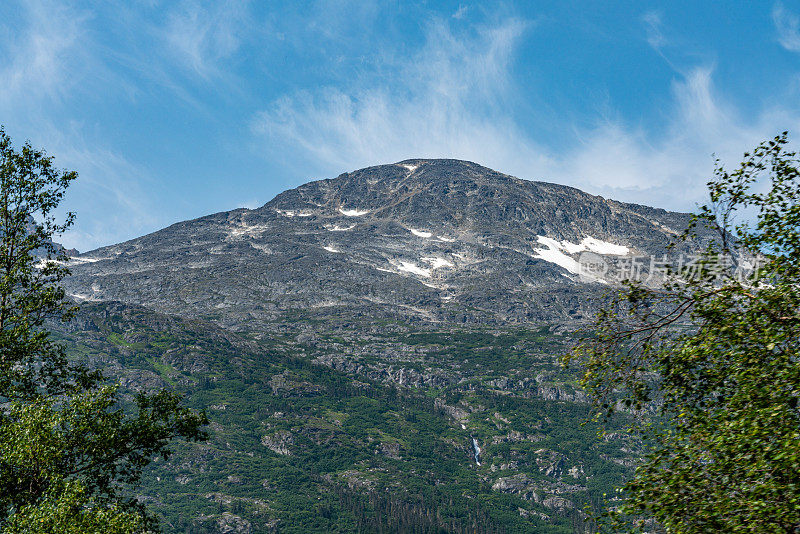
452 4 469 20
642 11 666 50
773 2 800 52
253 18 554 175
252 17 800 214
564 67 800 208
162 0 249 79
0 1 246 251
0 2 168 252
0 1 89 106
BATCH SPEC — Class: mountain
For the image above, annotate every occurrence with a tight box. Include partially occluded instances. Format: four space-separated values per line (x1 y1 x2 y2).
63 159 701 330
55 160 704 533
25 214 80 257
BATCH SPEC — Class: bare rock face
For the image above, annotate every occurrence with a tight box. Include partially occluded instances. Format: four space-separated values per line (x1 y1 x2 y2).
535 449 567 478
261 431 294 455
62 159 708 331
52 159 699 532
268 371 323 397
542 495 574 512
491 474 586 509
216 513 251 534
492 473 536 493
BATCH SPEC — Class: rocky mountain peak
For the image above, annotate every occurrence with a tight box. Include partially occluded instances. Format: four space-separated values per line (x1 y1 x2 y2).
262 159 518 224
261 158 684 244
62 160 705 330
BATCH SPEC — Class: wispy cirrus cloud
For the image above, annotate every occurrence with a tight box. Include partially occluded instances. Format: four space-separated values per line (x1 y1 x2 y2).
452 4 469 20
2 3 798 251
0 0 249 251
0 0 90 107
0 1 169 251
642 11 667 50
561 66 798 208
253 16 800 213
253 18 550 175
773 2 800 52
162 0 250 80
5 118 168 252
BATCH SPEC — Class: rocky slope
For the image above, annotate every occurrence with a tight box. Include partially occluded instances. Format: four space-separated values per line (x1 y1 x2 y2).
55 301 628 533
54 159 707 533
63 159 703 330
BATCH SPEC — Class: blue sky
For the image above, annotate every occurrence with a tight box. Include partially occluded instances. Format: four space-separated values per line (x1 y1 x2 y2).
1 1 799 251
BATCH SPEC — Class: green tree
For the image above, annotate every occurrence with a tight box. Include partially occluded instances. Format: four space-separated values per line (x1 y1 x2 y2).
0 127 207 532
567 133 800 533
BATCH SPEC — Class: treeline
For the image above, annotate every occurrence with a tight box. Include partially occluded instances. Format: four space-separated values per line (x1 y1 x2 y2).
333 484 507 534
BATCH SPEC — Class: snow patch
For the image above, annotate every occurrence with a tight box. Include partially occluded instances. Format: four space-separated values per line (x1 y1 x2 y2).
275 209 313 217
533 237 583 275
325 224 356 231
542 236 629 256
391 260 432 278
437 235 455 242
322 245 340 253
533 235 625 282
339 207 370 217
532 235 629 269
37 256 103 269
68 292 101 302
398 163 419 173
422 257 453 269
69 256 103 265
409 228 432 238
579 237 629 256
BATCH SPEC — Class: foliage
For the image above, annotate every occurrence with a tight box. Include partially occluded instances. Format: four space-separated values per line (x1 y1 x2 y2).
566 133 800 532
54 301 626 533
0 127 207 532
3 480 145 534
0 126 84 401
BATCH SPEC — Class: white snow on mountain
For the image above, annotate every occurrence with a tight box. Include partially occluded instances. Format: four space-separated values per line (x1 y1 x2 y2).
275 209 314 217
422 257 453 269
339 208 370 217
391 260 432 278
560 236 629 256
532 235 628 280
325 224 356 231
533 237 583 275
409 228 433 238
398 163 419 173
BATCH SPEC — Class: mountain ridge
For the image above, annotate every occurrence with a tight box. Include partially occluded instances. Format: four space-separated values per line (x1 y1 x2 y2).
53 158 696 532
62 159 707 330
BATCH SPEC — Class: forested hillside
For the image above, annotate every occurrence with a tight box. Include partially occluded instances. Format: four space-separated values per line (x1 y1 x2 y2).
55 302 635 533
